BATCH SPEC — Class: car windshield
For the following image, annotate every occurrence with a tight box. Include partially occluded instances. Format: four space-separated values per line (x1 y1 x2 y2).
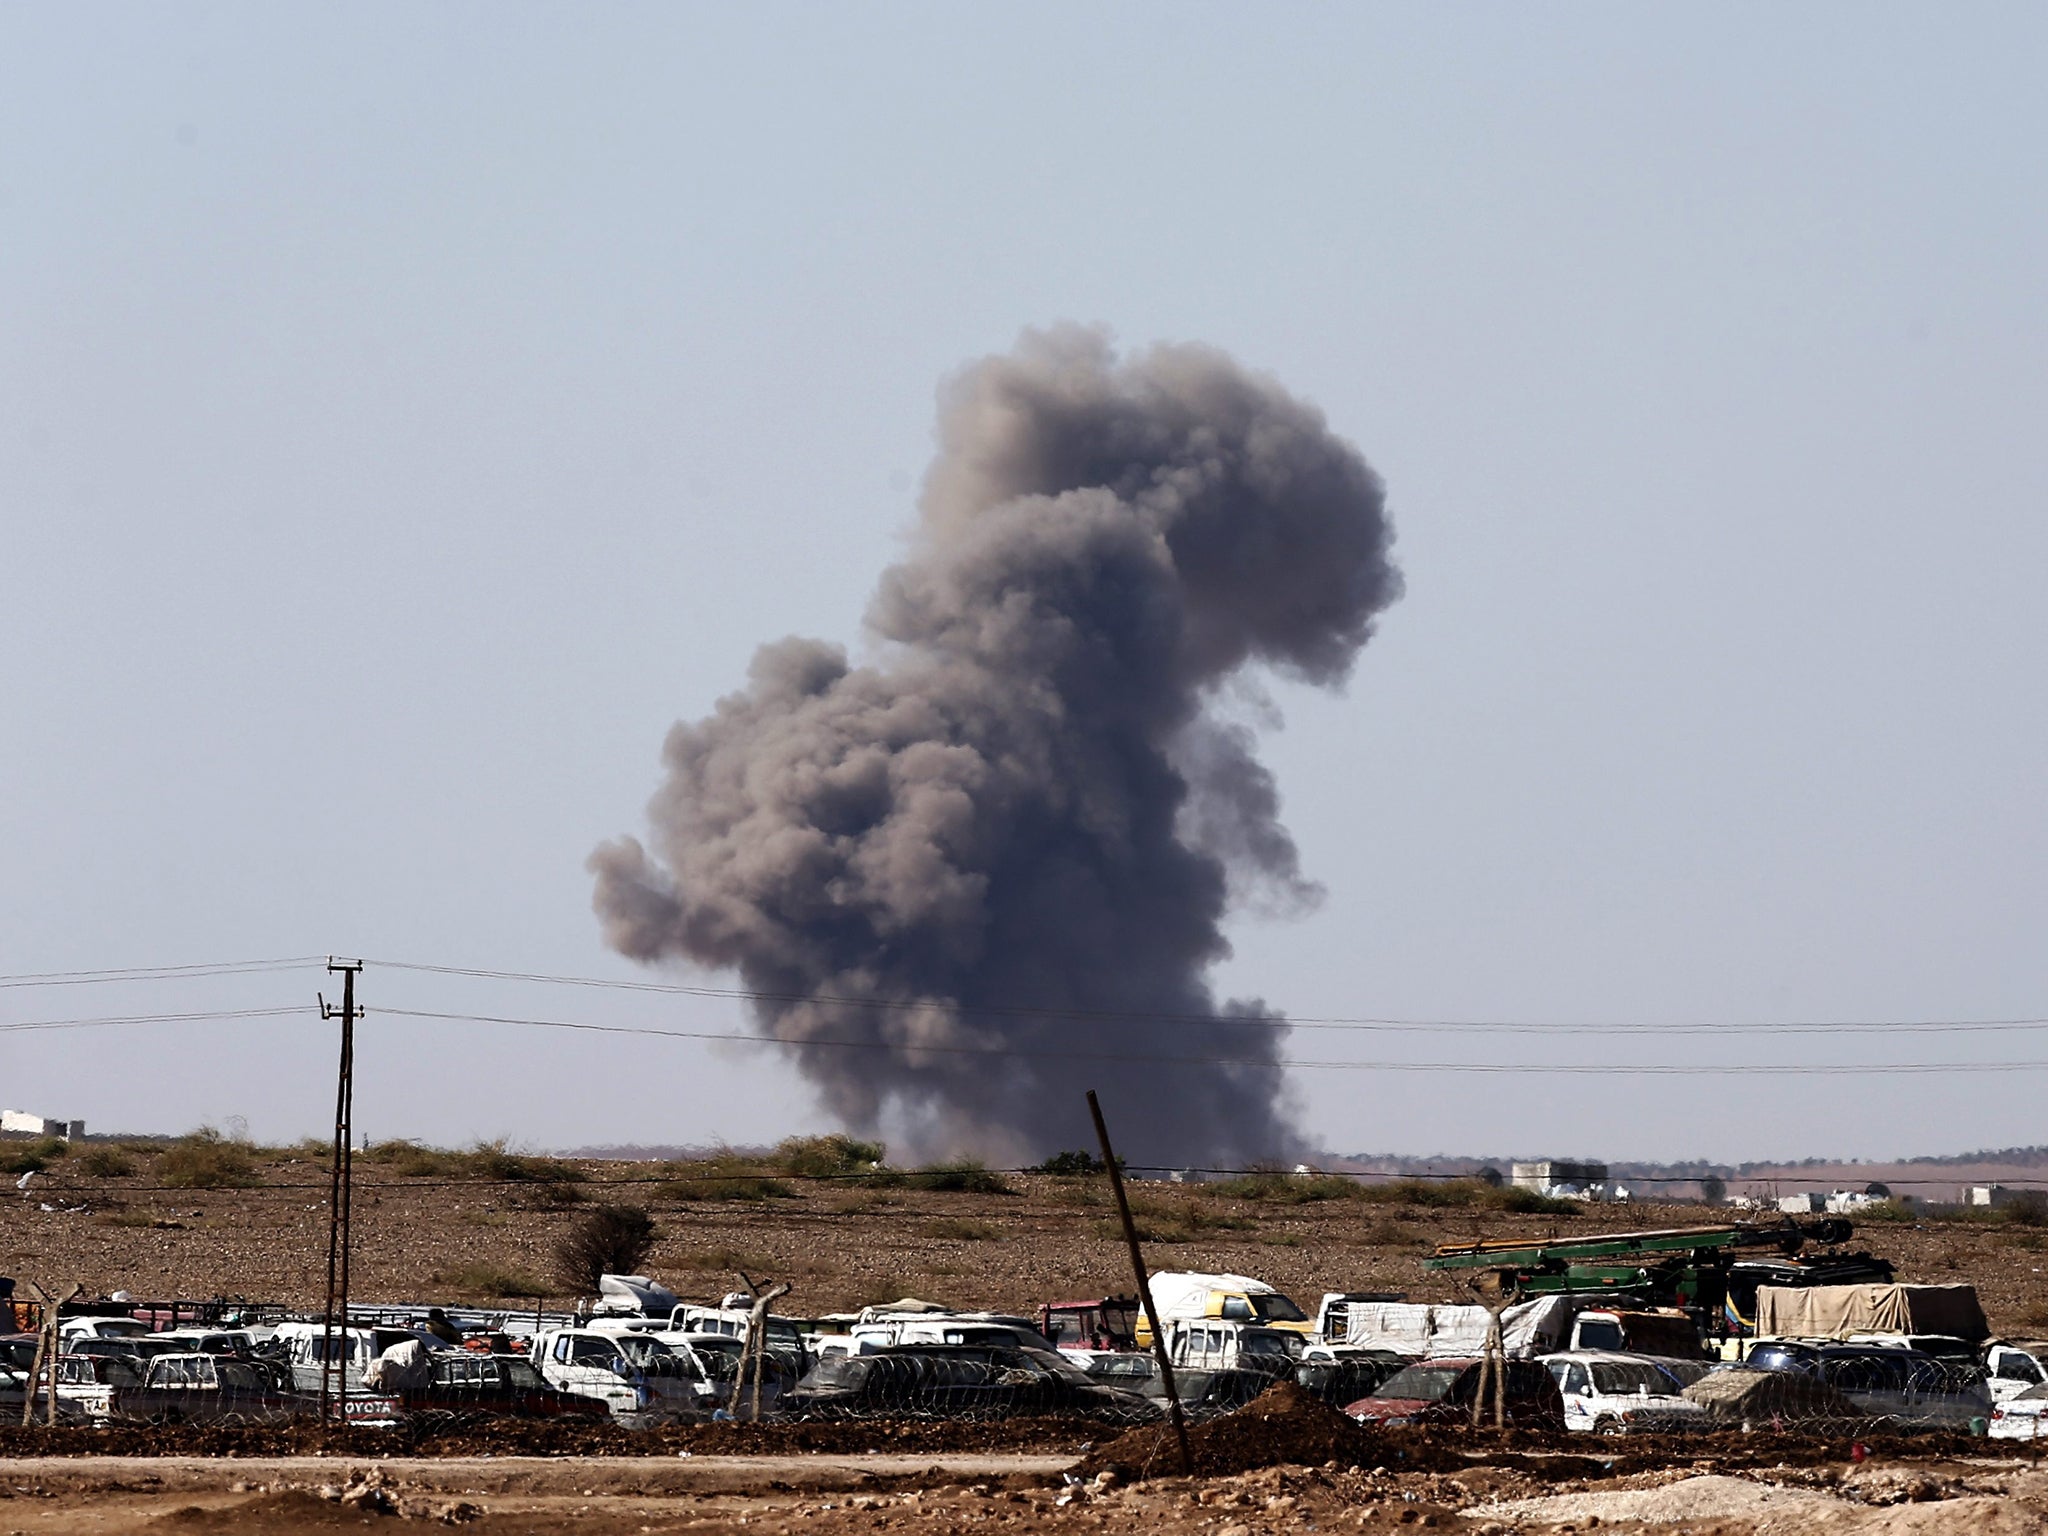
1088 1356 1155 1382
1589 1363 1679 1395
615 1336 695 1376
73 1337 180 1359
1019 1347 1092 1381
1241 1332 1301 1358
1251 1295 1308 1324
1374 1365 1467 1404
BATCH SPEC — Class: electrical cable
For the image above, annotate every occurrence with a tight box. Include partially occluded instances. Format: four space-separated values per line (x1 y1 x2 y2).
372 1004 2048 1074
364 956 2048 1036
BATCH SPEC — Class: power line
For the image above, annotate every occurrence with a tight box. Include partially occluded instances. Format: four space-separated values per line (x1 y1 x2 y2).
372 1005 2048 1075
0 958 322 991
365 956 2048 1036
0 1006 308 1034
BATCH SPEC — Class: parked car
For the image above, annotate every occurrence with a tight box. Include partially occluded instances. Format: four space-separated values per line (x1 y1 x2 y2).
52 1352 151 1424
1990 1381 2048 1440
1345 1358 1566 1429
1295 1349 1410 1408
1541 1351 1712 1434
1983 1343 2048 1403
1743 1342 1991 1429
1081 1351 1272 1415
0 1335 37 1416
785 1344 1155 1420
659 1330 791 1413
393 1352 609 1422
105 1352 301 1425
532 1327 715 1426
57 1317 152 1344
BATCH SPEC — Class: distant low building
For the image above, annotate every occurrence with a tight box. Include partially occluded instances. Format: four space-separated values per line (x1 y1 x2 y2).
1511 1160 1607 1194
0 1110 81 1138
1778 1192 1825 1214
1972 1185 2020 1209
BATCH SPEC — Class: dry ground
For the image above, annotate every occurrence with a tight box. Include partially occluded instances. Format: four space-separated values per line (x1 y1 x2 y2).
2 1451 2046 1536
5 1148 2047 1331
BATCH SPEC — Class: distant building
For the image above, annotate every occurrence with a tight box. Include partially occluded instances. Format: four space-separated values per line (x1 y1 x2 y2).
1511 1160 1607 1194
0 1110 82 1138
1778 1192 1825 1214
1972 1185 2020 1209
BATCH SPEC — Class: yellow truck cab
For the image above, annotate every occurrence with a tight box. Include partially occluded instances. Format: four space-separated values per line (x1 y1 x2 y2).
1135 1272 1314 1347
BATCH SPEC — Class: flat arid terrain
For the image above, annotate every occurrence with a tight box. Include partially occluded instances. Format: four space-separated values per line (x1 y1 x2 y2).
8 1136 2048 1536
8 1137 2048 1328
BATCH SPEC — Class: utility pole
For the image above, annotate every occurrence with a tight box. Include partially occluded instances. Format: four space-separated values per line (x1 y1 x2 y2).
1087 1090 1192 1476
319 958 362 1423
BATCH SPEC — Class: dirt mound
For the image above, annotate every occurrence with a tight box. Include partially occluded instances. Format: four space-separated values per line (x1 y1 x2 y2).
148 1491 378 1531
1077 1381 1380 1480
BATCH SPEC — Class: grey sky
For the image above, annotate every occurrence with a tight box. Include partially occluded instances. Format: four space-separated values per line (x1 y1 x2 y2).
3 4 2044 1165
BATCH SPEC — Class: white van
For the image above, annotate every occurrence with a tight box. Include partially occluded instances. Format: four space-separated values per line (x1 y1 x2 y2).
1166 1320 1301 1373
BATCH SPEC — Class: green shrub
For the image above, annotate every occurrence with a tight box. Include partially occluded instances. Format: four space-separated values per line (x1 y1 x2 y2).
2001 1191 2048 1228
1490 1187 1580 1215
656 1173 796 1202
552 1205 657 1293
1210 1170 1364 1204
76 1145 137 1178
158 1128 261 1189
907 1160 1010 1194
1032 1150 1107 1176
0 1137 68 1175
655 1149 797 1201
364 1139 462 1178
775 1134 887 1178
467 1140 583 1184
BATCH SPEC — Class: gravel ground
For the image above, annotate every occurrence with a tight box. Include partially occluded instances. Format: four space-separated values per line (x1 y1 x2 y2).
8 1158 2048 1330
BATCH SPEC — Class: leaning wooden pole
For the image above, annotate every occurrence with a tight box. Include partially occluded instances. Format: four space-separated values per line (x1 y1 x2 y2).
1087 1090 1192 1476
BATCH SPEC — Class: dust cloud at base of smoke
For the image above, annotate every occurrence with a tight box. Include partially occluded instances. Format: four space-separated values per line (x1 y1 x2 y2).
591 326 1400 1164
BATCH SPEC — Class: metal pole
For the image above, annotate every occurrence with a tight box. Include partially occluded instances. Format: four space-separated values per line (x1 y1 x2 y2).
1086 1090 1192 1476
319 958 361 1423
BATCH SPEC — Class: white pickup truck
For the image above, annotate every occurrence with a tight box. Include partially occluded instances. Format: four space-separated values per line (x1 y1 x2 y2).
1986 1343 2048 1404
532 1326 715 1426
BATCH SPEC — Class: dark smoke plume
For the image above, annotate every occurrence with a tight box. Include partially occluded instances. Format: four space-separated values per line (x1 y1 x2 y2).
591 328 1400 1164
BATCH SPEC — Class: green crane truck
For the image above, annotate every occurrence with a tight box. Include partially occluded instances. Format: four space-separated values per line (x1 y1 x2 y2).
1424 1219 1894 1341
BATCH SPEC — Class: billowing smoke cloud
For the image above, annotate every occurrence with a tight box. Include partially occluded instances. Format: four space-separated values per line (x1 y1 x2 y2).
590 328 1400 1165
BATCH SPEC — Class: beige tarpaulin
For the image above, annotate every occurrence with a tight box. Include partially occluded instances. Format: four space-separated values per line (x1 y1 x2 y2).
1755 1284 1988 1342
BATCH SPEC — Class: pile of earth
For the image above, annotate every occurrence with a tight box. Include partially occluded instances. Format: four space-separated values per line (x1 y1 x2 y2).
1077 1381 1386 1480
